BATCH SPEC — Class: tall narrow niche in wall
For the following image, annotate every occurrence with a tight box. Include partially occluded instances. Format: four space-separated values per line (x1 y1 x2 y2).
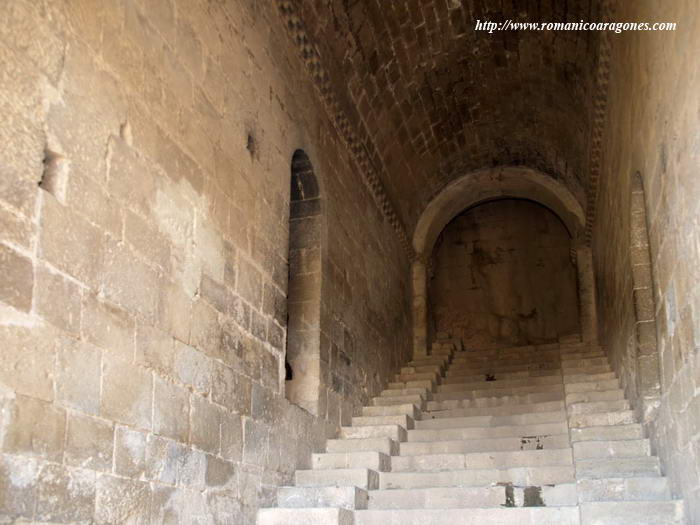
630 172 661 420
285 150 323 414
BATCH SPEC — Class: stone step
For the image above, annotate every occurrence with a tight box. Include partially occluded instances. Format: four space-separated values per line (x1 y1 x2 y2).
295 468 379 489
570 424 644 442
351 414 415 429
388 379 434 390
564 370 617 385
577 476 671 502
432 383 565 402
380 387 429 398
373 394 425 407
444 369 562 383
561 357 610 370
408 421 569 442
575 456 661 479
573 439 650 460
391 448 573 472
446 362 561 376
276 486 368 509
427 391 564 411
312 451 391 471
568 399 631 416
327 437 398 456
362 404 420 418
566 389 625 404
450 352 561 368
569 410 637 428
580 500 685 525
440 375 562 390
562 365 613 376
564 378 620 393
414 410 566 430
367 484 577 509
341 424 407 441
258 507 353 525
379 465 575 489
400 434 571 456
394 372 440 383
425 400 564 419
408 356 450 366
559 351 606 361
400 365 443 374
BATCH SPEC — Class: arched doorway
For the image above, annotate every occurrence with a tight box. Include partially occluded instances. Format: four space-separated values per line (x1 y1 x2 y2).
284 150 322 414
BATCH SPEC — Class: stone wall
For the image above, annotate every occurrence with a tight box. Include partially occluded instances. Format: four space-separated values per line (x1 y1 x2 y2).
429 199 580 350
593 0 700 520
0 0 411 522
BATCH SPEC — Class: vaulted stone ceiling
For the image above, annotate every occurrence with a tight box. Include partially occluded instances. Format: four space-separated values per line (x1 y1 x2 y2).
296 0 603 233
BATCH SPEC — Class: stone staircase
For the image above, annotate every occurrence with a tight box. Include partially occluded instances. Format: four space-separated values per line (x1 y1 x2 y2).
257 338 686 524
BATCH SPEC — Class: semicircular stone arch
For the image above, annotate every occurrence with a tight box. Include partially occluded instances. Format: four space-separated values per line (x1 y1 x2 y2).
410 166 596 357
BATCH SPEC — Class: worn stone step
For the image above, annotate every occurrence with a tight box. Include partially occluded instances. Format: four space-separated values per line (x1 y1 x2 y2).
414 410 566 430
447 362 561 376
400 365 443 374
379 465 575 489
296 468 379 489
450 352 561 368
408 356 450 367
367 484 577 509
380 387 429 398
573 439 650 460
568 399 631 415
561 357 610 369
577 476 671 502
562 365 613 376
425 400 564 419
394 372 440 383
570 424 644 442
444 369 562 383
351 414 415 429
276 486 368 509
312 451 391 471
566 389 625 405
400 434 570 456
341 424 407 441
575 456 660 479
432 383 565 402
391 448 573 472
427 391 564 412
327 437 398 456
440 375 562 390
559 351 606 361
362 403 420 418
569 410 637 428
408 421 569 443
565 378 620 393
563 371 617 384
580 500 684 524
258 507 353 525
373 394 426 407
388 379 434 390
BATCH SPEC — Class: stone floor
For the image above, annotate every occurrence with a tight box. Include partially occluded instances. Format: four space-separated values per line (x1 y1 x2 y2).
257 338 685 524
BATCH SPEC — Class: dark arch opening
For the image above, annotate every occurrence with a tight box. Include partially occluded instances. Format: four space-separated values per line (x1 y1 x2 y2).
284 150 322 413
428 198 580 349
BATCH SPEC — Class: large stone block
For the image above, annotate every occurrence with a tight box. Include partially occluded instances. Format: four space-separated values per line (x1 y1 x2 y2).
0 325 55 401
65 412 114 471
95 474 151 524
101 355 152 429
56 336 101 415
36 463 96 523
40 195 104 288
0 395 65 461
0 244 32 312
35 266 81 334
190 395 222 454
153 377 189 441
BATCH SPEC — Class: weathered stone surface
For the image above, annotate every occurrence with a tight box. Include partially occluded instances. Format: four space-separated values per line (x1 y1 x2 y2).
0 244 33 312
101 355 152 429
65 413 114 470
